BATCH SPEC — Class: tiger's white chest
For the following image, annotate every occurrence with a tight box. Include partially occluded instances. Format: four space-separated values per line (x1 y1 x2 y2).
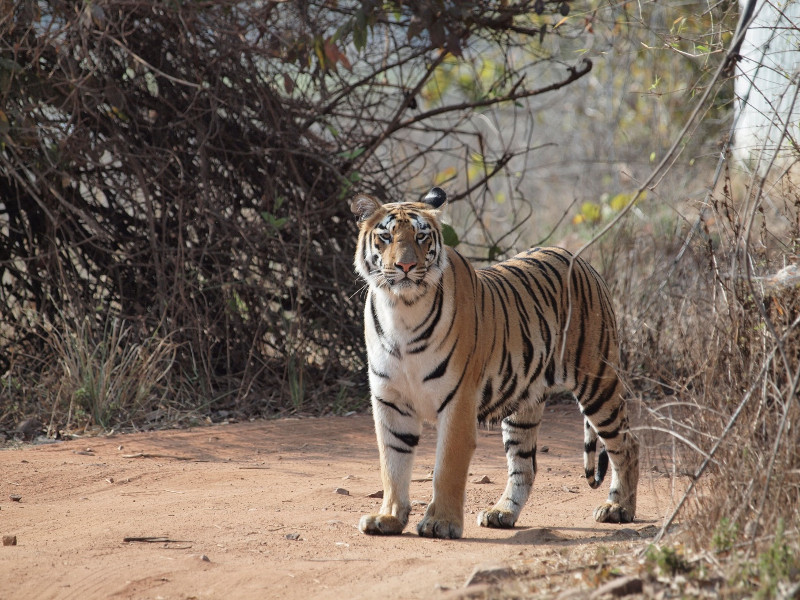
365 289 457 422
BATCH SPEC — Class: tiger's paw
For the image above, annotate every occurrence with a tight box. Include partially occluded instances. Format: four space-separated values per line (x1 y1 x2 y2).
359 514 406 535
416 516 462 539
417 502 464 540
477 509 517 529
593 502 634 524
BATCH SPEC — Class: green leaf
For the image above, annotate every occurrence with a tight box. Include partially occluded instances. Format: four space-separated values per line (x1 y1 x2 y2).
337 147 365 160
261 212 288 229
353 10 368 51
441 223 459 247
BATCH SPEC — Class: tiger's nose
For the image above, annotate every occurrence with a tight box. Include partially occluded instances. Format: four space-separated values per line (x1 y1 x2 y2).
396 261 416 274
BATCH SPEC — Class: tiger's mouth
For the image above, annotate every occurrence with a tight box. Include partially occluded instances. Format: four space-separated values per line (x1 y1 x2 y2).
388 274 420 288
382 270 426 294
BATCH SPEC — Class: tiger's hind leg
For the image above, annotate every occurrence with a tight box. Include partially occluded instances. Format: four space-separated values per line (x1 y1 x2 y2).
579 380 639 524
478 400 545 529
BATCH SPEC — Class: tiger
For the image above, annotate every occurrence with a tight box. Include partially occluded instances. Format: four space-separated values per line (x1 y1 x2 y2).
350 187 639 539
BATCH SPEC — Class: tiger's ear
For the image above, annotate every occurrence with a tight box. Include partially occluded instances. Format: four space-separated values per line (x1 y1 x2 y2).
423 187 447 209
350 193 382 223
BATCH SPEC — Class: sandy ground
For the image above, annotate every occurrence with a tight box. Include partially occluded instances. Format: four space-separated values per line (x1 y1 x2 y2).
0 404 677 599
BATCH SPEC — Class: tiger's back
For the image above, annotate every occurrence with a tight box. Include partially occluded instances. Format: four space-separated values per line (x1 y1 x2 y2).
351 189 639 539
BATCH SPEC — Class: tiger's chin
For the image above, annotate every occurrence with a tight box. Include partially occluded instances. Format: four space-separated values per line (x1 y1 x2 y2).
389 280 428 303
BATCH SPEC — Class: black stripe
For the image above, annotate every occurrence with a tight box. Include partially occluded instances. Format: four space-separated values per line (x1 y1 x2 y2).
370 295 401 358
377 397 411 417
503 439 520 453
597 449 609 483
528 354 544 388
480 379 493 410
478 375 524 422
504 420 540 430
437 385 458 414
411 284 443 334
581 379 615 417
544 360 555 388
423 343 455 382
597 428 620 440
541 248 572 266
387 444 413 454
521 332 534 378
409 286 443 346
438 361 468 414
369 293 384 338
390 430 419 447
596 403 622 429
370 364 389 379
517 448 536 460
571 268 588 381
519 256 558 296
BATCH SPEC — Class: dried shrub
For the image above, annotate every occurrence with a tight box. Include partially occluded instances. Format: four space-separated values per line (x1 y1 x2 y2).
0 0 589 429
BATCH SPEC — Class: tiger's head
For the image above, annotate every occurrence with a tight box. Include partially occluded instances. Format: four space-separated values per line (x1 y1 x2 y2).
351 188 448 301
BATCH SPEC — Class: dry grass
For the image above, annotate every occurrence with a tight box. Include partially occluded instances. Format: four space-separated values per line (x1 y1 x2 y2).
600 162 800 596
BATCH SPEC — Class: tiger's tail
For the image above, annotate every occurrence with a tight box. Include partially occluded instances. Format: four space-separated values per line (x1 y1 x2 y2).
584 418 609 489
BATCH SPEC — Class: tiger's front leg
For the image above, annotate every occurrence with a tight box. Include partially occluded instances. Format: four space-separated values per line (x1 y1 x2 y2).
359 396 422 536
416 393 477 539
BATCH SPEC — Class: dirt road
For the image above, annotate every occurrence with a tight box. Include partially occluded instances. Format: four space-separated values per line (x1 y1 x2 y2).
0 404 675 599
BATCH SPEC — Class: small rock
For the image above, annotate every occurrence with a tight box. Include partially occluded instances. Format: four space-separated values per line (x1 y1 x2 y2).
541 446 549 453
561 486 578 494
465 564 515 586
2 535 17 546
334 487 350 496
616 528 639 539
367 490 384 498
199 554 210 562
285 532 301 541
590 576 644 598
9 495 21 502
472 475 492 484
411 500 428 507
637 524 660 539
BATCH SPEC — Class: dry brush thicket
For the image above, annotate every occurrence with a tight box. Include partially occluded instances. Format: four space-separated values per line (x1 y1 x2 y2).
610 36 800 588
0 0 592 429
